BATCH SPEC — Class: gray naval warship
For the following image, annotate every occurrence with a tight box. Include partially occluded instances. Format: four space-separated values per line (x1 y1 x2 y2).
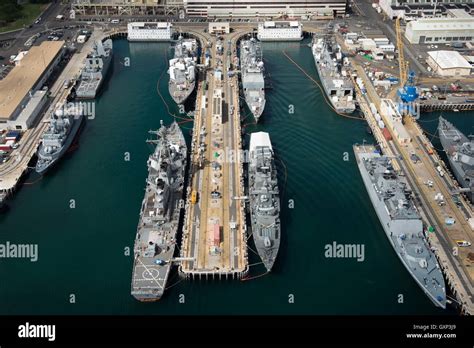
131 121 187 301
248 132 280 271
76 39 113 99
36 106 85 175
354 144 446 309
311 35 356 113
240 38 266 122
168 36 197 104
438 116 474 203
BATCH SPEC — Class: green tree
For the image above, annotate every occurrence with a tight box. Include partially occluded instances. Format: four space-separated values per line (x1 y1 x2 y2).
0 0 22 24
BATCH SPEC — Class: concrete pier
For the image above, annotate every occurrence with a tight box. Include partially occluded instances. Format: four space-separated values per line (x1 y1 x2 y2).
0 31 103 202
354 63 474 315
179 29 249 278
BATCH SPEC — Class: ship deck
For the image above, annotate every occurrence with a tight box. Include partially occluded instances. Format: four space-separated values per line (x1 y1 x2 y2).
439 127 464 144
76 79 101 98
131 224 174 299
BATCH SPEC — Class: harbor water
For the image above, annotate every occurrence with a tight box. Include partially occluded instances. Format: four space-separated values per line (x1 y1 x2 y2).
0 38 458 314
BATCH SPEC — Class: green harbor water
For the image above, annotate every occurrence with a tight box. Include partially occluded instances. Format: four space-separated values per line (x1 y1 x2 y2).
0 38 462 315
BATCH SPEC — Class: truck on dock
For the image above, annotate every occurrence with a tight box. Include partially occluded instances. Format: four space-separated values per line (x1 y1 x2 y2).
190 190 198 204
436 165 444 177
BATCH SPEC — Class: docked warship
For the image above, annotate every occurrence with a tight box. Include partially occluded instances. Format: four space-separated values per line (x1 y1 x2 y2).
76 39 113 99
35 106 85 175
168 36 197 104
438 116 474 203
311 35 355 113
354 144 446 309
131 121 187 301
240 38 266 122
248 132 280 271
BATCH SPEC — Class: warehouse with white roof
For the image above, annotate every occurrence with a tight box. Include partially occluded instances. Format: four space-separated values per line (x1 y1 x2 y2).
427 51 472 76
404 11 474 44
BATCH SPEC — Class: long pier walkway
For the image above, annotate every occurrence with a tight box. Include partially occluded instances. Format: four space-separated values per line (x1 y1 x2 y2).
179 30 248 279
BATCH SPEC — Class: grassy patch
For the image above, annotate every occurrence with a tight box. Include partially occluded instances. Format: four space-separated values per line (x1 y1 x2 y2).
0 3 48 34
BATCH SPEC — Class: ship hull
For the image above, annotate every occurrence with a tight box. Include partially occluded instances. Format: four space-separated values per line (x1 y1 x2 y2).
76 52 113 100
240 39 266 122
248 132 280 272
354 146 446 309
446 157 474 203
168 38 197 105
36 116 85 175
311 39 356 114
313 55 356 114
168 79 196 105
243 91 265 122
131 122 187 301
249 218 280 271
438 118 474 203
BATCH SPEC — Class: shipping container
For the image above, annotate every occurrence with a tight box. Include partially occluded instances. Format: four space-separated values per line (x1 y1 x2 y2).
382 128 392 141
213 224 220 246
5 130 20 138
369 103 377 114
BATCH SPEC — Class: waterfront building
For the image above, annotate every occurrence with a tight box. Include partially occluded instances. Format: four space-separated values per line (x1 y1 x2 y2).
184 0 346 18
427 51 472 76
405 11 474 44
127 22 173 41
0 41 64 130
257 21 303 41
379 0 474 19
208 22 230 34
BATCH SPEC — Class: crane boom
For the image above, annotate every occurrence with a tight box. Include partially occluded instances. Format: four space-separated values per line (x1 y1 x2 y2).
395 16 407 86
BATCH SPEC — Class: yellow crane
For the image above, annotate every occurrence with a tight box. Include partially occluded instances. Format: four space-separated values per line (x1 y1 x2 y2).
395 16 409 87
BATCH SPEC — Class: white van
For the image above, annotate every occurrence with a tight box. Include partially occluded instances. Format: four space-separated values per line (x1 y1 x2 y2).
437 165 444 177
111 19 120 24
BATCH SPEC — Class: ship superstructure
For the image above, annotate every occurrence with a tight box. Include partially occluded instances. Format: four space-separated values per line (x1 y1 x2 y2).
248 132 280 271
438 116 474 203
354 144 446 309
311 36 355 113
76 39 113 99
36 105 85 175
168 37 197 104
131 121 187 301
240 38 266 122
